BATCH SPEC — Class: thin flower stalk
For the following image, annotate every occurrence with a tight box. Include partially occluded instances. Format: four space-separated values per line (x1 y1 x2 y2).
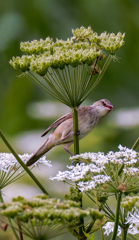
111 193 122 240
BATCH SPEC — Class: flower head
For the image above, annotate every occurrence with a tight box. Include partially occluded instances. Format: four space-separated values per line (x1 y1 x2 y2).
50 145 139 195
0 153 51 189
9 27 125 107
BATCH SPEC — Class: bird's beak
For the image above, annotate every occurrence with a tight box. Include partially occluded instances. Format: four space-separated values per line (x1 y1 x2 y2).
105 104 113 111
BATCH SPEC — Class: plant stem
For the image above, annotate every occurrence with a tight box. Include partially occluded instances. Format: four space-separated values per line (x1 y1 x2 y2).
80 54 112 104
0 190 3 203
72 108 79 155
111 193 122 240
72 108 86 239
0 130 50 197
8 218 20 240
132 137 139 150
121 228 128 240
94 191 104 240
16 221 24 240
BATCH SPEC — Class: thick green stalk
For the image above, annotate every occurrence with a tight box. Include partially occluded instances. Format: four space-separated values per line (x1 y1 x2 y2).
72 108 79 155
121 228 128 240
72 108 86 239
0 130 50 197
111 193 122 240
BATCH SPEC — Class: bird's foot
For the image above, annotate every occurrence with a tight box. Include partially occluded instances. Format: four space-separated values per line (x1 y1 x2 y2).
64 147 74 156
71 160 81 166
76 130 80 136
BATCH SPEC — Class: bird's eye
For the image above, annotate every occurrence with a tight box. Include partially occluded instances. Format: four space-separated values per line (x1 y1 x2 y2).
102 101 105 106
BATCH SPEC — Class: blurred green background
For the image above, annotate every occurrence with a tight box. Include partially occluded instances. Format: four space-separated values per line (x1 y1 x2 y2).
0 0 139 239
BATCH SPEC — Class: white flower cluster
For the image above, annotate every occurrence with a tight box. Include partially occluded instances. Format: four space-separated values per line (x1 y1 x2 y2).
103 207 139 236
0 153 52 172
103 222 121 236
125 207 139 235
50 145 139 192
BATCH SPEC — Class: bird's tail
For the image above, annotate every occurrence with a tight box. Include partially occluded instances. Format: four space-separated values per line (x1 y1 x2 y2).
26 138 54 166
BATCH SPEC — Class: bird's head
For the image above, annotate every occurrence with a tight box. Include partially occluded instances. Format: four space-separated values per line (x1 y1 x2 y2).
93 99 113 117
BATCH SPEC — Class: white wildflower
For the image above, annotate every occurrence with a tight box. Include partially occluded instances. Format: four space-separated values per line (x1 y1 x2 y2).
103 222 121 236
89 163 105 173
77 180 96 192
123 167 139 175
0 153 52 172
126 207 139 235
50 163 89 182
50 171 69 181
92 175 111 184
69 152 92 161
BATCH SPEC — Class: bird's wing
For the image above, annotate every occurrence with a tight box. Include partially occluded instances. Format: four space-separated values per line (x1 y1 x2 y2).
41 112 73 137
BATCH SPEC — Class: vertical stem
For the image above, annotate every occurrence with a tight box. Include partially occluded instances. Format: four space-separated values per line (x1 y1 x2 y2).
72 108 86 239
0 190 3 203
121 228 128 240
72 108 79 155
111 193 122 240
94 191 104 240
16 221 24 240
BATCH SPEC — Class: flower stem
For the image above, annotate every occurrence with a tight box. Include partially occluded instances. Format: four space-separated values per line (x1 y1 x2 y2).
72 108 79 155
16 220 24 240
80 54 112 104
121 228 128 240
111 193 122 240
132 137 139 150
72 108 86 239
0 130 50 197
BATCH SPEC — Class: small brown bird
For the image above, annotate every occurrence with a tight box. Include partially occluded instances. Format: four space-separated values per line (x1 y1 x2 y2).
26 99 113 166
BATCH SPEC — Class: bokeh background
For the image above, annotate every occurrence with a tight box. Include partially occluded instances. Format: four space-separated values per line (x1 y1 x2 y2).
0 0 139 239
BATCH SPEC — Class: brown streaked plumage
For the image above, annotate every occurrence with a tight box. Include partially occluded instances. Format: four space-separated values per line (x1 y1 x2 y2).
26 99 113 166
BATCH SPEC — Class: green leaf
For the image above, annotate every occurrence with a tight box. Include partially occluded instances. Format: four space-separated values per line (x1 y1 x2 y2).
83 230 94 240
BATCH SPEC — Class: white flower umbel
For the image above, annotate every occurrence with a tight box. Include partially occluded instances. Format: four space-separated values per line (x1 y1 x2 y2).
50 145 139 194
0 153 52 189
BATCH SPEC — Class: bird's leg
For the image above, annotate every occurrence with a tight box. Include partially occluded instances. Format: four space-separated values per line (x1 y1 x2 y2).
64 147 74 156
76 130 80 136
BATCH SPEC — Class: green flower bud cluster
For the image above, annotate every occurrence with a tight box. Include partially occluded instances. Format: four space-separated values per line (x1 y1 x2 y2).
72 26 125 55
99 32 125 55
121 196 139 211
72 26 98 43
9 26 125 76
20 37 53 54
1 202 23 218
0 194 102 224
65 187 82 202
87 208 104 221
10 55 32 72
